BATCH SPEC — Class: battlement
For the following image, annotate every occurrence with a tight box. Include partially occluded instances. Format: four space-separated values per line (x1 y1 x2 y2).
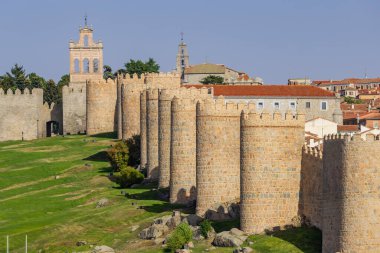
87 78 116 86
171 96 197 111
62 85 85 94
118 73 146 85
0 88 43 96
159 87 211 101
323 133 380 143
241 110 305 127
197 96 255 116
302 145 323 159
146 88 159 100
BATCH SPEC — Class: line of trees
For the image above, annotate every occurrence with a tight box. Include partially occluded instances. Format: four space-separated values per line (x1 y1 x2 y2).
0 58 160 104
0 64 69 105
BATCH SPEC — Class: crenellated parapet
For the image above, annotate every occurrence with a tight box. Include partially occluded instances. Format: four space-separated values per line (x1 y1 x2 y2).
0 88 43 97
240 109 305 234
86 78 118 135
196 98 249 217
145 72 181 89
169 97 200 204
322 133 380 252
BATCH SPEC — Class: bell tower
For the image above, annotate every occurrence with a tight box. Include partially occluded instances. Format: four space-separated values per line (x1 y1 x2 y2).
176 33 189 82
69 18 103 83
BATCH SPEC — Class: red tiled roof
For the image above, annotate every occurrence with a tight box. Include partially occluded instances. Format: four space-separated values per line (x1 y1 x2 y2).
343 111 370 120
337 125 359 132
359 112 380 120
313 78 380 86
340 103 369 111
185 85 335 97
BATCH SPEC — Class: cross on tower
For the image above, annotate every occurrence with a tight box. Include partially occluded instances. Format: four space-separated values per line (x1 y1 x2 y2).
84 14 88 27
180 32 184 41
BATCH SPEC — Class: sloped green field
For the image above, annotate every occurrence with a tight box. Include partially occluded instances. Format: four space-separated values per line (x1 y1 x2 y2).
0 135 321 252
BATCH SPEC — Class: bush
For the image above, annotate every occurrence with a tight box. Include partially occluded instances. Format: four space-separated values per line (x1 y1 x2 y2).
126 135 140 167
107 141 129 171
200 219 212 238
166 223 193 251
115 166 144 188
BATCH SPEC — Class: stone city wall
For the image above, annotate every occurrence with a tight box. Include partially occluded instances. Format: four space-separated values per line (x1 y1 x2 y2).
300 145 323 229
146 88 160 179
322 134 380 253
195 97 252 216
240 110 305 234
86 79 118 136
0 88 44 141
62 83 86 135
158 87 211 189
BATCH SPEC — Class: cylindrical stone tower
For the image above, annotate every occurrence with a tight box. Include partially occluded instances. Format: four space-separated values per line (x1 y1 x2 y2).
322 134 380 252
117 80 122 139
140 91 147 169
158 90 176 188
240 110 305 234
146 88 160 179
196 97 247 216
170 97 197 204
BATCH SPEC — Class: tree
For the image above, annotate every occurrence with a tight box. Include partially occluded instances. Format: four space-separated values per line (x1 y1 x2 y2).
124 58 160 77
27 72 46 90
57 74 70 104
200 75 225 85
0 64 29 91
344 96 363 104
44 79 60 105
103 65 115 80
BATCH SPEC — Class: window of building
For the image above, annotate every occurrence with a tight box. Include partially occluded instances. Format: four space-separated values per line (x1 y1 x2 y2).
257 102 264 109
306 102 311 109
74 59 80 73
83 58 90 73
289 101 296 110
274 102 280 110
93 59 99 73
321 101 328 111
84 35 89 47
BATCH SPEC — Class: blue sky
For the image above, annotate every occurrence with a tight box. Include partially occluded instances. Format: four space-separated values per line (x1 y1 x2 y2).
0 0 379 84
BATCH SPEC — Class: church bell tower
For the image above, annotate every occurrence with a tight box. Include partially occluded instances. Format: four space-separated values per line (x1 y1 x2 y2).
176 33 189 82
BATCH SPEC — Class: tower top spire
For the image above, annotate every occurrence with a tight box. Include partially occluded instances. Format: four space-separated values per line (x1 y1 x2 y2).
84 14 88 27
180 32 184 42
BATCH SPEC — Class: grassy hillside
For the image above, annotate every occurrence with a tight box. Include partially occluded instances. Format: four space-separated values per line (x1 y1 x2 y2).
0 135 321 252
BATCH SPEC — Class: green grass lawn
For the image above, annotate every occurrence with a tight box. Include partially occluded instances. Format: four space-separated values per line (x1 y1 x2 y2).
0 135 321 253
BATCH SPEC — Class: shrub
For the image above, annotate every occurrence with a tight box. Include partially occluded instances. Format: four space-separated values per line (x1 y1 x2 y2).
200 219 212 238
115 166 144 188
107 141 129 171
126 135 140 167
166 223 193 251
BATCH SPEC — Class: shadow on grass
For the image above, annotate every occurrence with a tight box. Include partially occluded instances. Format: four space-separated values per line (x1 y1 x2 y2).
83 151 109 162
272 227 322 253
90 132 117 139
211 219 240 233
97 167 113 173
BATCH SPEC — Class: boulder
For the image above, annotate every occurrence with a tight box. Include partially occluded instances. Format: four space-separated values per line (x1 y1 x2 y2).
166 211 182 229
139 224 169 239
230 228 245 237
212 229 247 247
96 198 109 208
242 247 253 253
92 245 115 253
154 237 165 245
154 215 172 225
76 240 87 246
184 214 203 226
191 226 204 241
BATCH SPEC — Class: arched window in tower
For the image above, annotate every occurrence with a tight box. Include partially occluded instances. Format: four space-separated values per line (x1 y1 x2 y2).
84 35 89 47
83 58 90 73
74 59 80 73
93 59 99 73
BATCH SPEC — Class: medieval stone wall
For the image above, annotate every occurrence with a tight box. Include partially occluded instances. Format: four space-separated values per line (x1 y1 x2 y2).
158 87 211 189
146 88 160 179
140 91 147 168
240 110 305 234
0 88 44 141
299 146 323 229
62 83 86 135
86 79 117 135
195 97 249 216
322 134 380 252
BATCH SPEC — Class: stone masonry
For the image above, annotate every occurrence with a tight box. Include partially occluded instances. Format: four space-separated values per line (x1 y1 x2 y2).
322 134 380 252
240 110 305 234
195 97 250 216
146 88 160 179
86 79 117 135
